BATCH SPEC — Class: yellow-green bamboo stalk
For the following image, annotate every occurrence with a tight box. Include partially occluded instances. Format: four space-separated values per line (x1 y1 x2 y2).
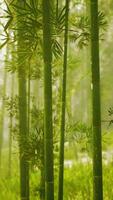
58 1 69 200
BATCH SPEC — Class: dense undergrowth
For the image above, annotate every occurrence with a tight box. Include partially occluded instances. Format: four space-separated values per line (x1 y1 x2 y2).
1 149 113 200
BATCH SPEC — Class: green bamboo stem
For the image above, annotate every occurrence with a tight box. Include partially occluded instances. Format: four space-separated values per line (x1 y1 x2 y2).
17 1 29 199
58 1 69 200
42 0 54 199
40 156 45 200
90 0 103 199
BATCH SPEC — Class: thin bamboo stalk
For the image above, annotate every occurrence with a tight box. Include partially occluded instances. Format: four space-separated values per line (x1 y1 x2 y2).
58 1 69 200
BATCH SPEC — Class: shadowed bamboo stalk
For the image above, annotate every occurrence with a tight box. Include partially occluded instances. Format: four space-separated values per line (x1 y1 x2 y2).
42 0 54 200
90 0 103 199
17 1 29 199
58 1 69 200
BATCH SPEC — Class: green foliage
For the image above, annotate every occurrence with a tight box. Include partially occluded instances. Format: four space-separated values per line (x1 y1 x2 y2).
107 107 113 126
1 0 64 59
26 107 44 167
1 1 107 56
69 15 90 48
5 95 44 167
5 95 18 117
1 155 113 200
64 164 92 200
0 0 113 199
69 10 107 48
66 122 92 153
4 92 61 169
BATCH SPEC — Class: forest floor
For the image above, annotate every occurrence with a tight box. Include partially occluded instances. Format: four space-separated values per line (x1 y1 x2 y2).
1 148 113 200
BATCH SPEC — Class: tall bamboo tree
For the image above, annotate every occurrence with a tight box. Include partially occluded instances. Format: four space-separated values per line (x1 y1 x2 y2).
17 1 29 199
90 0 103 199
58 1 69 200
42 0 54 199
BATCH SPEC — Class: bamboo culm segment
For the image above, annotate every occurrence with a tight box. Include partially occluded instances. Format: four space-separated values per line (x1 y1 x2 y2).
58 1 69 200
42 0 54 200
17 1 29 199
90 0 103 199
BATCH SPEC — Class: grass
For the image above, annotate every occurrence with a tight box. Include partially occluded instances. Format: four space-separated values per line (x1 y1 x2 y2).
1 163 113 199
1 145 113 199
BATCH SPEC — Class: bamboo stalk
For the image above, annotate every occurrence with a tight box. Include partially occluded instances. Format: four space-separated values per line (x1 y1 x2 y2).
42 0 54 199
17 1 29 199
58 1 69 200
90 0 103 199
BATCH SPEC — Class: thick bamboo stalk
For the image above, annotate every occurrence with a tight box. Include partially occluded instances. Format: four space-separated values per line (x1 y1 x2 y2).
90 0 103 199
17 1 29 199
42 0 54 200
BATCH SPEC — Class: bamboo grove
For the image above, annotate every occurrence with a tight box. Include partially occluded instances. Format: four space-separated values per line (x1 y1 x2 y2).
0 0 113 199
